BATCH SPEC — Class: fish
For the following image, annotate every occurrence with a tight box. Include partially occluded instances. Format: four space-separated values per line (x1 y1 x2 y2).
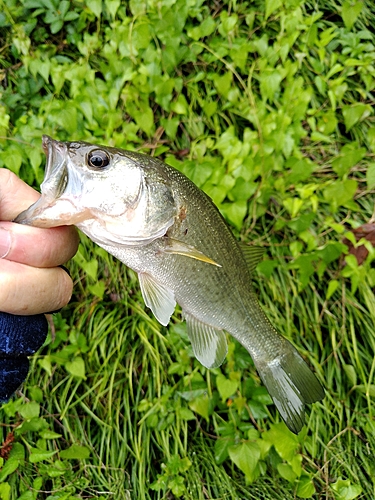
15 135 324 433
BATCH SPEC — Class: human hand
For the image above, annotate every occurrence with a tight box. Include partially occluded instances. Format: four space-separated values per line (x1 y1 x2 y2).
0 168 79 314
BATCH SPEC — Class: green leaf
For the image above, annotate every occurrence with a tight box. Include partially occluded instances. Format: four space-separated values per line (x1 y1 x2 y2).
0 458 20 482
87 0 102 17
323 180 358 212
265 0 282 19
341 1 363 30
188 17 216 41
331 147 366 177
366 163 375 189
262 423 299 462
343 364 357 386
0 483 11 500
326 279 339 300
105 0 120 18
277 463 297 482
220 200 247 230
18 402 40 419
260 69 282 102
39 430 62 439
65 357 86 379
216 374 238 401
178 407 195 421
296 475 316 498
214 437 235 464
88 280 105 299
228 442 261 483
342 104 371 132
169 475 185 496
60 444 90 460
189 394 210 421
29 447 57 463
331 478 362 500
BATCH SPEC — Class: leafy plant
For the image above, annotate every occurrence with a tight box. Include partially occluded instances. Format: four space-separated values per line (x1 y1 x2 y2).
1 0 375 498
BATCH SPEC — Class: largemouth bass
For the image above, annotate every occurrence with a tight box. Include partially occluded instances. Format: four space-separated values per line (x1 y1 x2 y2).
15 136 324 433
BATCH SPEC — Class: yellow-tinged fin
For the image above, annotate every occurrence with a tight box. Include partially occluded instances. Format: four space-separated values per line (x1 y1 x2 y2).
164 238 222 267
239 244 265 274
138 272 176 326
185 313 228 368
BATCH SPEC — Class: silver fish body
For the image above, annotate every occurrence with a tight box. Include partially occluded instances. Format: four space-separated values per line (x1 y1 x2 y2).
16 136 324 433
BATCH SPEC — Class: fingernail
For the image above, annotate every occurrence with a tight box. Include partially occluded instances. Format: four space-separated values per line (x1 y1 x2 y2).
0 226 11 259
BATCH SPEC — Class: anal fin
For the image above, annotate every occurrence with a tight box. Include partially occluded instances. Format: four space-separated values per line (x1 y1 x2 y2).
185 313 228 368
138 272 176 326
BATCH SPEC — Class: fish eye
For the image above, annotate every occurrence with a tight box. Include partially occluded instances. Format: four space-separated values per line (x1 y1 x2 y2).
87 150 110 169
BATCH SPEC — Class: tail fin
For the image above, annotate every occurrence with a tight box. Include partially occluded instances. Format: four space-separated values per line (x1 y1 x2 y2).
255 341 324 434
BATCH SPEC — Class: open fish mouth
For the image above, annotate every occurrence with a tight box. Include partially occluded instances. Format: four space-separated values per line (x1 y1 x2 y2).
14 136 87 227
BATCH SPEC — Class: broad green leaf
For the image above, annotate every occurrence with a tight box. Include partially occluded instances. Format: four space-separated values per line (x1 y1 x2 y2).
256 260 278 279
88 280 105 299
18 402 40 419
260 69 282 102
220 200 247 230
262 423 299 462
326 279 339 300
65 357 86 379
265 0 282 19
323 180 358 212
29 447 57 463
189 394 210 421
228 442 261 483
214 437 235 464
60 444 90 460
188 16 216 41
178 407 195 420
296 475 316 498
342 104 371 132
341 1 363 30
87 0 102 17
170 476 185 496
0 483 11 500
331 147 366 177
331 478 362 499
105 0 120 18
216 374 238 401
0 458 20 482
277 463 297 482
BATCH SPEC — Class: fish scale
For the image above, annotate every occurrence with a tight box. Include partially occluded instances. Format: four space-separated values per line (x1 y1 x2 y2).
15 135 325 433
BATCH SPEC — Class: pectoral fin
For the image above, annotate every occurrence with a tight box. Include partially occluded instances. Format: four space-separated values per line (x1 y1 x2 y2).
163 238 221 267
138 273 176 326
185 313 228 369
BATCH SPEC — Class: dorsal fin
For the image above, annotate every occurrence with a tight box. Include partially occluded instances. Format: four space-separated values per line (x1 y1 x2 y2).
239 244 264 274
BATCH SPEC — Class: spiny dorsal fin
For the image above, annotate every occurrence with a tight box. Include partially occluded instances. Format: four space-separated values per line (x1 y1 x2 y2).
239 244 265 274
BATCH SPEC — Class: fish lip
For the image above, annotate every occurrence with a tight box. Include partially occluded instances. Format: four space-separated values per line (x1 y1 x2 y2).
41 135 67 190
14 136 72 226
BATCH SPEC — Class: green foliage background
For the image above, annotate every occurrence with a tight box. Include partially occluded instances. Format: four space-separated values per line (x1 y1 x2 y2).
1 0 375 498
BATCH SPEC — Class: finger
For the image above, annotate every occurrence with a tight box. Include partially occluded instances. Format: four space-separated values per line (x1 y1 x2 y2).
0 169 40 220
0 259 73 315
0 221 79 268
